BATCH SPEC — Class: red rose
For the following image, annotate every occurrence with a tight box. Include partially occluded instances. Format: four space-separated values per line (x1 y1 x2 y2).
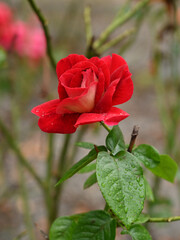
32 54 133 134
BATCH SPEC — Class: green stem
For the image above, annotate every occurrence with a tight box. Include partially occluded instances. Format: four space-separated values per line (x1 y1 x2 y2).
0 118 44 189
69 125 88 165
50 134 72 222
18 161 36 240
93 0 149 49
84 5 93 47
100 121 111 132
26 0 56 71
148 216 180 223
44 133 54 226
57 134 72 176
13 230 27 240
46 133 54 183
97 27 136 55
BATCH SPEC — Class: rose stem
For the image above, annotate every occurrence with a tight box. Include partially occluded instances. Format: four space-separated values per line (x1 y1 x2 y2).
26 0 56 71
100 121 111 132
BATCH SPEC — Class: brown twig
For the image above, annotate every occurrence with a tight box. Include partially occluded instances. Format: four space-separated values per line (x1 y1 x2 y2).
127 125 139 153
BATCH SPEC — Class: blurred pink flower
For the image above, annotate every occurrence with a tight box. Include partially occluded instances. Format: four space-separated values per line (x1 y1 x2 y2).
12 21 28 56
25 28 46 61
0 2 12 26
12 22 46 60
0 2 14 50
0 1 46 61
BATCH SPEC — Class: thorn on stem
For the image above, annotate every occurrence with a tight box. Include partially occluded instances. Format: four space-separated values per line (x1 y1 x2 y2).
127 125 139 153
94 145 99 154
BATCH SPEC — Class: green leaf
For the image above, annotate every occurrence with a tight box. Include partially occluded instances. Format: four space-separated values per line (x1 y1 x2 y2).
150 154 178 183
49 211 116 240
84 172 97 189
49 215 79 240
134 213 150 224
72 211 116 240
133 144 160 168
75 141 94 149
122 224 152 240
144 177 154 202
106 125 125 155
56 146 106 186
78 163 96 174
96 151 145 226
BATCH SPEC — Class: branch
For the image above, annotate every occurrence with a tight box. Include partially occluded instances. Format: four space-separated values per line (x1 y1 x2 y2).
26 0 56 71
148 216 180 223
84 5 93 47
0 118 44 188
97 27 136 55
127 125 139 153
93 0 149 49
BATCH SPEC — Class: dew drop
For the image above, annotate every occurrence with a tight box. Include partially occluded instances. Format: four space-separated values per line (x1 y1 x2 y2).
140 193 144 198
139 181 143 187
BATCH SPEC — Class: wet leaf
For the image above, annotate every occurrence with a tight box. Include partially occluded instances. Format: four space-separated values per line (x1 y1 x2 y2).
133 144 160 168
84 172 97 189
78 162 96 174
72 211 116 240
106 125 125 155
49 211 116 240
134 213 150 224
144 177 154 202
75 141 94 149
122 224 152 240
56 146 106 186
150 154 178 183
96 151 145 226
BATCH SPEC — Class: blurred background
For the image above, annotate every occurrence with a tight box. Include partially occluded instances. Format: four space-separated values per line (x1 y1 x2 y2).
0 0 180 239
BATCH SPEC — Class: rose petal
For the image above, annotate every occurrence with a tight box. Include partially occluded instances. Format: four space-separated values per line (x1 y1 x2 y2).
58 82 68 100
56 82 98 114
38 113 79 134
81 69 95 87
104 107 129 125
110 54 128 74
75 113 104 127
94 69 105 104
60 71 85 98
90 57 110 89
75 107 129 127
102 54 128 74
56 54 87 79
112 75 134 105
94 78 120 113
72 61 98 74
31 99 60 117
101 55 112 71
110 64 130 82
